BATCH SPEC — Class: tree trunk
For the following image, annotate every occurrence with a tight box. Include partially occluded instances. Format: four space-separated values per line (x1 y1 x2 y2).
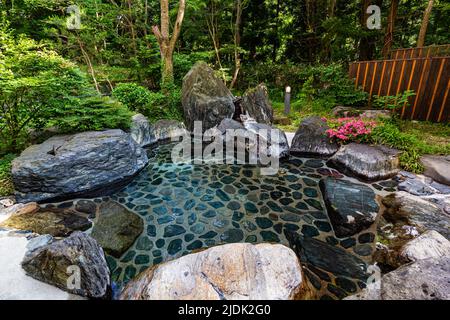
359 0 375 61
162 49 174 85
417 0 434 47
230 0 245 90
382 0 399 58
152 0 186 87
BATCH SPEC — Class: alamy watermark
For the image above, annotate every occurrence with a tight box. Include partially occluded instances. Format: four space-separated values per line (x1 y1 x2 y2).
66 265 81 290
170 121 281 176
367 5 381 30
66 5 81 30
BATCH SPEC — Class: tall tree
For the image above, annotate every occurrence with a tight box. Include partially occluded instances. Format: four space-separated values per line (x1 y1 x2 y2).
152 0 186 86
230 0 247 90
359 0 374 61
382 0 399 58
417 0 434 47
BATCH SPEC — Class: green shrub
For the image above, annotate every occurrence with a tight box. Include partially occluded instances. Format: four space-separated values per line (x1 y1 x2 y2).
369 121 426 173
297 64 368 107
51 96 133 133
373 90 416 111
0 154 15 196
113 82 183 123
112 83 156 115
0 22 89 154
240 62 367 108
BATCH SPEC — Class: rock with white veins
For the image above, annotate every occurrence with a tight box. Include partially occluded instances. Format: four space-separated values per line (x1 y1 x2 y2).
120 243 312 300
399 230 450 262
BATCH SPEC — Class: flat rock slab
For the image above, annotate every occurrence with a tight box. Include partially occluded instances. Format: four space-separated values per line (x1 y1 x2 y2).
381 256 450 300
328 143 400 181
90 201 144 258
346 257 450 300
421 155 450 186
400 230 450 263
120 243 311 300
290 116 339 157
287 232 370 299
320 177 379 238
0 202 38 224
382 191 450 240
0 205 91 237
22 231 110 299
287 233 369 281
0 231 84 300
12 130 148 203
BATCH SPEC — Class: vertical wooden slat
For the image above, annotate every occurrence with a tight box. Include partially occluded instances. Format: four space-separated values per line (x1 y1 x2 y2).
362 62 370 90
438 79 450 122
395 59 407 95
355 63 361 89
394 59 407 117
401 59 417 118
386 60 397 96
426 59 446 121
368 62 378 105
378 61 387 96
411 58 429 119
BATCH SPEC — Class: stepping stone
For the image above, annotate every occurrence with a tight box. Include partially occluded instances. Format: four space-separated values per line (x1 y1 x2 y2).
90 201 144 258
421 155 450 186
320 177 379 238
328 143 400 181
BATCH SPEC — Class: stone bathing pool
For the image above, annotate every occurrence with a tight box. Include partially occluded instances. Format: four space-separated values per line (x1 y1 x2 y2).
41 142 399 299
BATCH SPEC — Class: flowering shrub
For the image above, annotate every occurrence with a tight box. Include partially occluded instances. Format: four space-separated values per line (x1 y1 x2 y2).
325 117 377 143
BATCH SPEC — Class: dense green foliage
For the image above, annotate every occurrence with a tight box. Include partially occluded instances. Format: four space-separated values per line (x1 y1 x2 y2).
50 96 133 133
0 21 88 153
0 0 448 196
0 153 15 196
2 0 448 92
0 20 132 155
112 83 182 122
369 119 450 173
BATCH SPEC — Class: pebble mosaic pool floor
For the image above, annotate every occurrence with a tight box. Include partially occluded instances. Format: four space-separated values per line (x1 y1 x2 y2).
42 143 399 298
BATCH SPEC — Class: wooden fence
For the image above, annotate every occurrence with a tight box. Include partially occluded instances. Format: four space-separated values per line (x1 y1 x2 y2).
349 56 449 122
390 44 450 59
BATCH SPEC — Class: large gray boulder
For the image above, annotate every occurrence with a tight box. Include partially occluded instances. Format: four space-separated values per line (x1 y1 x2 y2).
328 143 400 181
130 114 153 147
399 230 450 263
90 201 144 258
421 155 450 186
240 84 274 125
290 116 339 157
151 119 188 144
243 119 290 159
182 62 235 132
21 232 110 299
346 256 450 300
130 115 188 147
382 191 450 240
320 177 379 238
12 130 148 203
120 243 313 300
